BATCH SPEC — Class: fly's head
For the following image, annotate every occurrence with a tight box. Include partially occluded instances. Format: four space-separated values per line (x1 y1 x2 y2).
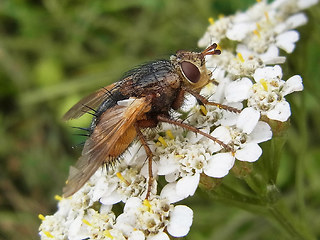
171 43 221 91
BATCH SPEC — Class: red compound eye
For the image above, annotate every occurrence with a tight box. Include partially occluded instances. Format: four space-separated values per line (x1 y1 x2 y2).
181 61 200 83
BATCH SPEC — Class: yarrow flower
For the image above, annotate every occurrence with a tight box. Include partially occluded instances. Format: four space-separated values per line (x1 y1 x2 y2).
225 65 303 122
39 194 193 240
39 0 317 239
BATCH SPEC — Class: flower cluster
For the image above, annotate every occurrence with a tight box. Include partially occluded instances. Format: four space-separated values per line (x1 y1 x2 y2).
39 0 317 239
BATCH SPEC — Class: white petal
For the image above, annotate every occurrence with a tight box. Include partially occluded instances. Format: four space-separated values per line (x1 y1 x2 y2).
253 65 282 82
140 159 158 178
160 182 185 203
167 205 193 237
297 0 319 9
129 230 145 240
204 152 235 178
233 12 251 22
286 13 308 29
198 32 211 48
281 75 303 96
147 232 170 240
91 178 108 202
123 197 141 212
100 191 123 205
249 121 272 143
260 45 286 64
186 128 208 144
211 126 232 145
124 141 144 165
210 68 226 82
200 82 217 97
274 22 287 34
263 56 286 65
267 101 291 122
100 204 112 214
270 0 288 9
176 174 200 198
218 102 243 126
226 23 255 41
165 171 179 182
208 76 231 103
276 31 299 53
68 213 84 238
114 215 135 235
236 107 260 134
161 175 200 203
235 143 262 162
225 77 253 102
157 155 179 175
236 44 252 59
180 94 197 112
116 212 135 226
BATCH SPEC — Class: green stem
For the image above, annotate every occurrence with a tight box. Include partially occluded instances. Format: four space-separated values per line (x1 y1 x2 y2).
267 202 315 240
200 182 269 216
200 182 316 240
295 95 308 220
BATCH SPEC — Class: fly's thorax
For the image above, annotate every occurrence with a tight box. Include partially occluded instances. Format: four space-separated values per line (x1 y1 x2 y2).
116 60 182 114
119 60 179 96
170 50 212 91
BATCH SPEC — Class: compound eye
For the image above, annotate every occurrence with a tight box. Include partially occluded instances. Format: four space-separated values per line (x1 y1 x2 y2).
181 61 200 83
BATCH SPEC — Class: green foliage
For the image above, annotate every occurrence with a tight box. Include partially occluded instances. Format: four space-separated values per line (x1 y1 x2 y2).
0 0 319 239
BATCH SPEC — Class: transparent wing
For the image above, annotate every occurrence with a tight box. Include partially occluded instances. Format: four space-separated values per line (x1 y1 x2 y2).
63 97 151 197
63 83 116 121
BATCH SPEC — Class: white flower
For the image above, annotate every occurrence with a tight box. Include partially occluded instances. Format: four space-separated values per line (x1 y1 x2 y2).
247 65 303 121
200 0 316 59
225 65 303 122
99 167 151 205
167 205 193 237
204 111 272 176
39 196 118 240
228 52 263 76
226 21 256 42
198 17 232 47
274 13 308 34
114 197 193 238
237 44 286 65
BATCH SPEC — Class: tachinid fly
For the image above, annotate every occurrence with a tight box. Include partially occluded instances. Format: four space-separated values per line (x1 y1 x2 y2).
63 43 238 198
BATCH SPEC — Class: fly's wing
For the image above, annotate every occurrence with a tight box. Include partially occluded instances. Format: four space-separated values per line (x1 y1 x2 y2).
63 83 117 121
63 97 152 197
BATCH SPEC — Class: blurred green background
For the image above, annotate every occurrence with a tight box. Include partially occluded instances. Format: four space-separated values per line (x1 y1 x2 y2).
0 0 319 239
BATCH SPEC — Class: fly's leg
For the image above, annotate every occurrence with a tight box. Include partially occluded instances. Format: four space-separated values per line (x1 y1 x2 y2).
157 114 234 153
134 122 154 199
182 86 241 114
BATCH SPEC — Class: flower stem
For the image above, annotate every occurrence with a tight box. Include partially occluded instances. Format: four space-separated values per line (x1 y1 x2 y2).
267 201 316 240
200 182 316 240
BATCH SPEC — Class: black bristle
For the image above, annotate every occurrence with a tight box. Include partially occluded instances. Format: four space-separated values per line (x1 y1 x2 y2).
82 104 97 112
74 133 90 137
72 126 91 132
81 110 98 117
103 87 115 101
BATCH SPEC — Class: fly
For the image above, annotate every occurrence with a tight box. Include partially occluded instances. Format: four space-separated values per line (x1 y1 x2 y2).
62 43 240 198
